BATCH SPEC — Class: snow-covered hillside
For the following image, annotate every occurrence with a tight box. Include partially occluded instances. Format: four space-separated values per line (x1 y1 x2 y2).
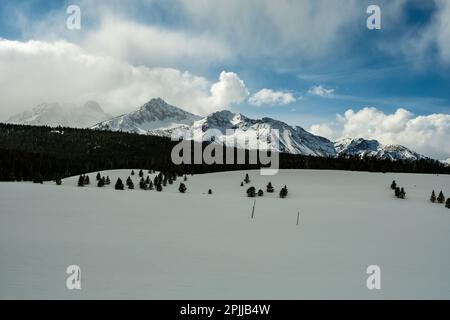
6 101 110 128
1 169 449 299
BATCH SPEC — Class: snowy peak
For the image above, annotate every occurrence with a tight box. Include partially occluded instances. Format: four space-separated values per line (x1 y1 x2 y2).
92 98 202 134
6 102 110 128
335 138 427 161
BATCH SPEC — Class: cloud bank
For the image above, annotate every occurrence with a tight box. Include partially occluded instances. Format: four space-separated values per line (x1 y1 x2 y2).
311 107 450 160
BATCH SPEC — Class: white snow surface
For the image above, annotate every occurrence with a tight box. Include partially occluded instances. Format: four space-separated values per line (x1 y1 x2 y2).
1 169 449 299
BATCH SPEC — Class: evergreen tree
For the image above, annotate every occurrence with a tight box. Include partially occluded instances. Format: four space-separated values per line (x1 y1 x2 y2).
128 179 134 189
184 175 187 181
247 186 256 197
390 180 397 190
55 178 62 185
145 176 150 185
115 178 124 190
96 172 101 181
258 189 264 197
399 187 406 199
131 170 135 176
126 176 132 187
446 198 450 209
148 180 154 190
84 175 90 185
244 173 250 184
437 191 445 204
266 182 274 193
106 176 111 185
139 178 147 190
395 187 400 198
240 182 244 187
430 190 436 203
97 177 105 187
156 182 163 192
280 187 288 199
78 175 84 187
208 189 212 195
139 169 144 177
179 182 187 193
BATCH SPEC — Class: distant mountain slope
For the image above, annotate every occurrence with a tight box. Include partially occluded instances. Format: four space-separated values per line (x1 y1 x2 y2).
92 98 202 134
7 101 110 128
335 138 427 161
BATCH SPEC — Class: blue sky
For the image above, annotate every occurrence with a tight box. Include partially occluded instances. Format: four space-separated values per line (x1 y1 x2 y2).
0 0 449 158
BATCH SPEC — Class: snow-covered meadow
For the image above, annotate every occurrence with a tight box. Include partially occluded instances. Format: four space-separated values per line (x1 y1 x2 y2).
0 169 449 299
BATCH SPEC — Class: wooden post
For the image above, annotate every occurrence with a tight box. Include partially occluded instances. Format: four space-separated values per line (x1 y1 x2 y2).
296 211 300 226
251 199 256 219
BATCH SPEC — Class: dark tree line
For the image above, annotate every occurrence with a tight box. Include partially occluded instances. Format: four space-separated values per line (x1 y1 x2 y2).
1 123 449 183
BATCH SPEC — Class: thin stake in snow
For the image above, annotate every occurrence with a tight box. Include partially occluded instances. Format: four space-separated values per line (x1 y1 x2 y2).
296 211 300 226
251 199 256 219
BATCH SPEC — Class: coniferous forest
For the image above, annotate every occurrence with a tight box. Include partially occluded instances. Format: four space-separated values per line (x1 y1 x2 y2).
0 123 448 182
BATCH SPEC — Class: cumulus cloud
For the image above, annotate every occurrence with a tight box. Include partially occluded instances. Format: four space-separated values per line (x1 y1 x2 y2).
310 123 335 139
209 71 249 108
311 107 450 160
0 39 247 119
249 89 296 106
308 85 335 97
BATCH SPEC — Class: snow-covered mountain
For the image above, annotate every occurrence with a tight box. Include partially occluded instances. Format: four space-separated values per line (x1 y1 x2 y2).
93 98 428 160
92 98 202 134
6 101 110 128
334 138 427 161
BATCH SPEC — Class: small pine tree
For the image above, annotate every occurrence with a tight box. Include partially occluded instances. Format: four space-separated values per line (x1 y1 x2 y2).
240 182 244 187
55 178 62 185
446 198 450 209
148 181 154 190
139 169 144 177
139 178 147 190
96 172 101 181
156 182 163 192
247 186 256 197
279 187 288 199
145 176 150 185
244 173 250 184
179 182 187 193
184 175 187 182
128 180 134 189
208 189 212 195
430 190 436 203
399 187 406 199
266 182 274 193
126 176 132 187
84 175 90 185
106 176 111 185
131 170 135 176
395 187 400 198
390 180 397 190
115 178 124 190
258 189 264 197
78 175 84 187
437 191 445 204
97 177 105 187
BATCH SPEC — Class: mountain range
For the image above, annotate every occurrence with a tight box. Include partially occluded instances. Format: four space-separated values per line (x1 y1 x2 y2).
6 98 429 161
6 101 110 128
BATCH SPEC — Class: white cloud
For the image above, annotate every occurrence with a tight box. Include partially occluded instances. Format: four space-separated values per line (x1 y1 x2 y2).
0 39 247 119
308 85 335 97
249 89 296 106
310 123 335 139
209 71 249 108
311 107 450 160
83 17 231 68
